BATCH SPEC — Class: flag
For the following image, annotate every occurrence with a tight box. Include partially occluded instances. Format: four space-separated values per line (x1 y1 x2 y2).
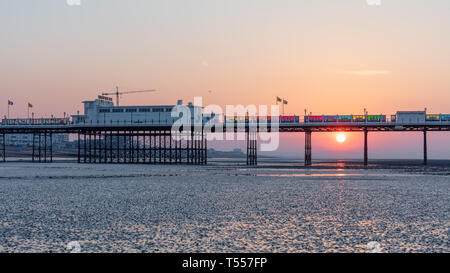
28 103 33 108
8 100 13 106
283 100 288 105
276 97 282 103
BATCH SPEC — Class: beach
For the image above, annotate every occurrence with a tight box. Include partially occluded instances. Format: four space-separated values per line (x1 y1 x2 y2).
0 160 448 253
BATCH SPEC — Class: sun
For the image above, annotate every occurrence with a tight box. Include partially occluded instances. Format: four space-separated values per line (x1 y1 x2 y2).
336 134 347 143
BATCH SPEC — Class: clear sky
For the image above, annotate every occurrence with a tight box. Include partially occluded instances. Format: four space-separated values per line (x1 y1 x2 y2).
1 0 449 158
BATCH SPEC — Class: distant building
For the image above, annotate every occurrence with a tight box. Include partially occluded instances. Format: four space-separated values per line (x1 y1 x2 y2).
5 134 69 147
71 96 211 125
395 111 426 124
207 148 246 158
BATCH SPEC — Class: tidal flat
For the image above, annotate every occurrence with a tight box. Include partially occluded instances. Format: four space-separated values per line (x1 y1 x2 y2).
0 159 448 253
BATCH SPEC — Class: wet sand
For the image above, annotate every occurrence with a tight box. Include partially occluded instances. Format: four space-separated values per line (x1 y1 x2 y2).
0 160 448 253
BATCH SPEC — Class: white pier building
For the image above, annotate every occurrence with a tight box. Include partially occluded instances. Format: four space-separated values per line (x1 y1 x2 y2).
72 96 206 125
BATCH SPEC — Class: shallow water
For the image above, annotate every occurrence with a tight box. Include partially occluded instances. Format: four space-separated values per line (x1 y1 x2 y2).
0 159 448 253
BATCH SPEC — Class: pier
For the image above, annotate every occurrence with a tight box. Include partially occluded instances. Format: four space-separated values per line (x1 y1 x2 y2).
77 128 207 165
1 97 449 166
1 120 449 166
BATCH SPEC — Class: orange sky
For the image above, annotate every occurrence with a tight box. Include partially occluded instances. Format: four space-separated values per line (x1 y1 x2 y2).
1 1 449 158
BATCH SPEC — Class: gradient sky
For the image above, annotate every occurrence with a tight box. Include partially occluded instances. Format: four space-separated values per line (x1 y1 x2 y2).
1 0 450 158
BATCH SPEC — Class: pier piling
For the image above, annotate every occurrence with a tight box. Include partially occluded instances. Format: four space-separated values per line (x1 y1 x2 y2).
77 128 206 165
247 130 257 166
77 130 81 163
31 131 52 163
424 129 428 165
1 133 5 162
305 131 312 166
364 129 368 166
32 133 35 163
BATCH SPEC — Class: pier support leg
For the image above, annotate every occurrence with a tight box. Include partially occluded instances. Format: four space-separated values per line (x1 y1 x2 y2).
131 131 134 163
50 133 53 163
123 132 126 163
38 133 41 162
163 131 167 164
202 129 206 165
159 131 163 164
143 131 147 164
424 129 428 165
93 131 97 163
364 130 368 166
117 131 120 164
137 131 140 163
188 130 192 165
246 130 257 166
246 132 249 166
1 133 5 162
44 131 47 163
204 131 207 165
75 128 206 166
77 131 81 163
194 131 198 165
305 131 312 166
169 131 173 164
97 131 101 163
104 131 107 163
151 130 154 164
110 131 113 164
32 133 35 163
89 131 92 163
83 131 87 163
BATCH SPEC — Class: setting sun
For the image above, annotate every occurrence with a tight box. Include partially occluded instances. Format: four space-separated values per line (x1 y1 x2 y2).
336 134 347 143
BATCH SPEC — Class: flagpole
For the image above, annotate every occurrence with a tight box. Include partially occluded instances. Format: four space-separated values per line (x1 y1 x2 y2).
7 102 9 120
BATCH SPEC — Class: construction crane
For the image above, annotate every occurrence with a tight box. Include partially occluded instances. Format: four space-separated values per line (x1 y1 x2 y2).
102 86 156 106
